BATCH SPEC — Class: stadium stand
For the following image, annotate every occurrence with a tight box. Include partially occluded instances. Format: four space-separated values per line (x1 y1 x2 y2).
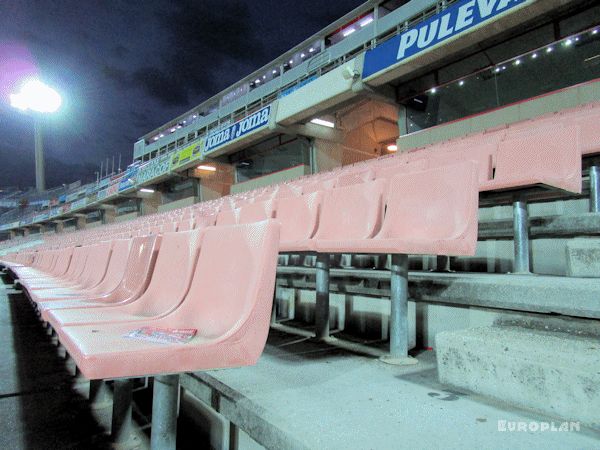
2 1 600 448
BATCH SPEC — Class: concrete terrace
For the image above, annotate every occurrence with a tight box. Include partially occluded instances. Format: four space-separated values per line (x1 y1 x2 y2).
1 278 598 450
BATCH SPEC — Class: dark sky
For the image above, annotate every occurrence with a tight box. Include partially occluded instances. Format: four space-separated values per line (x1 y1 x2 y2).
0 0 364 189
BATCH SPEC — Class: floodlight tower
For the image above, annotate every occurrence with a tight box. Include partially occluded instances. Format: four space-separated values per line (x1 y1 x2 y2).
10 79 62 192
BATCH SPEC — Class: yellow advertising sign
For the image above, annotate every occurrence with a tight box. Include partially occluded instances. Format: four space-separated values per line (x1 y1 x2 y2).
170 139 204 171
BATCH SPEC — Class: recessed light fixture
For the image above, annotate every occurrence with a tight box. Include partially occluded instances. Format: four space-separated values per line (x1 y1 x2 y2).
310 118 335 128
197 165 217 172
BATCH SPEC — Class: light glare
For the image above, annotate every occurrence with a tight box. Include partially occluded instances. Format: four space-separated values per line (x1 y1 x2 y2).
197 165 217 172
10 79 62 113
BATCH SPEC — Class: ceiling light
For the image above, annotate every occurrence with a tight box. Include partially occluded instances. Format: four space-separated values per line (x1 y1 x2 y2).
310 118 335 128
140 188 154 193
360 17 374 27
387 144 398 152
197 165 217 172
342 28 356 37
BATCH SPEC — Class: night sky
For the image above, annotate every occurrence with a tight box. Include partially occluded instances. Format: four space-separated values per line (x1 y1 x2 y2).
0 0 364 189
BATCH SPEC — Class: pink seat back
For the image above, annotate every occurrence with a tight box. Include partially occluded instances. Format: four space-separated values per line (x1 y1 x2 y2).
276 191 322 244
163 221 177 233
114 235 161 299
314 179 386 241
177 219 195 232
376 161 479 255
239 200 276 224
78 241 112 289
301 177 337 195
216 209 239 226
126 229 203 316
165 220 280 344
335 169 375 188
194 213 217 229
573 114 600 155
491 125 581 193
427 143 495 184
89 239 133 294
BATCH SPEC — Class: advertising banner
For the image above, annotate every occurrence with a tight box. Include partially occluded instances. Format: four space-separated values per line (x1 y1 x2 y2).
136 154 171 186
203 105 271 156
170 140 204 171
362 0 528 79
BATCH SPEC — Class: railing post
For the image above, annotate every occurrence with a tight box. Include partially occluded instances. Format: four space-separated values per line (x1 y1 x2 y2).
151 374 179 450
512 199 531 274
111 379 136 447
381 253 417 366
590 166 600 213
314 253 330 340
89 380 112 410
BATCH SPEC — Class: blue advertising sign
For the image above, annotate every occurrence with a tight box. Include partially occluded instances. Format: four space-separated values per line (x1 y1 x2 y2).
363 0 528 79
119 166 138 192
279 75 317 98
203 105 271 156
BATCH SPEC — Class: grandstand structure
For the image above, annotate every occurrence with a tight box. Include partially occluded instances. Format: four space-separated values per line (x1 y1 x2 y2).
1 0 600 448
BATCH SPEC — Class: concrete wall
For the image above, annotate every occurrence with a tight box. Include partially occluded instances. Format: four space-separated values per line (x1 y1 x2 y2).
157 196 196 213
115 211 138 223
230 165 309 194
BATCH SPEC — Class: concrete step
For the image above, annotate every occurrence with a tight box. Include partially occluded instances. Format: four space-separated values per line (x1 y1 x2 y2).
436 325 600 429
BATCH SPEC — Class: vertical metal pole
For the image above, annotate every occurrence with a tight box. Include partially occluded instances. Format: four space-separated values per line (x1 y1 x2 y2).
381 254 417 365
390 253 408 358
89 380 112 409
111 379 135 446
436 255 451 272
590 166 600 213
513 199 530 274
34 116 45 192
315 253 330 340
151 374 179 450
229 422 239 450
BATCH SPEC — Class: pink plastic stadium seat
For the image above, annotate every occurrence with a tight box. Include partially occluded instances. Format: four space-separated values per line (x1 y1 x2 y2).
216 209 238 226
26 239 132 304
312 179 386 248
301 177 337 195
34 235 160 316
335 169 375 188
481 125 582 194
276 192 322 252
238 200 276 224
314 161 480 256
572 113 600 155
45 229 203 328
427 143 495 184
194 213 217 229
177 218 195 232
56 220 281 380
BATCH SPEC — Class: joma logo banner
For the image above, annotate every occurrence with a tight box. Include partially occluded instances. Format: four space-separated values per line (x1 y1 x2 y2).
203 105 271 155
